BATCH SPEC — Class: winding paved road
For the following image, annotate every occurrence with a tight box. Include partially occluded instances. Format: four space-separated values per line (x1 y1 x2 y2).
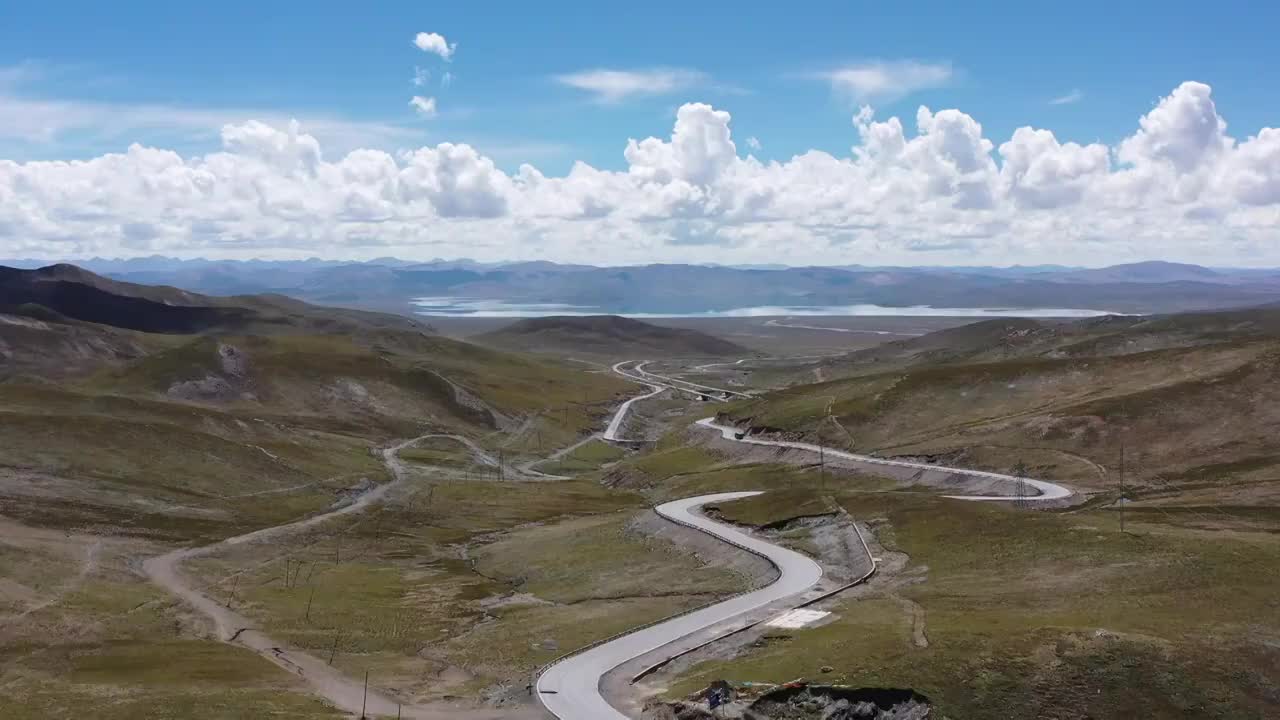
536 360 1076 720
695 417 1073 501
535 491 823 720
630 362 755 400
764 318 924 336
603 361 667 441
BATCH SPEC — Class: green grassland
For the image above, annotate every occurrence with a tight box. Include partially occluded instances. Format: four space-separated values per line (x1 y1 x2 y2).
86 331 630 443
6 289 1280 718
533 439 628 476
595 400 1280 719
0 534 340 719
0 312 654 714
721 340 1280 503
0 324 634 545
665 489 1280 719
185 473 752 704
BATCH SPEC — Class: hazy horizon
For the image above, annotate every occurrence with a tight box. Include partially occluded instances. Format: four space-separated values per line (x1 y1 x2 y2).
5 256 1279 272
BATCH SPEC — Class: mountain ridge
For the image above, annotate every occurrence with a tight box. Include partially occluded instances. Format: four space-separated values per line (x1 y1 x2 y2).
6 258 1280 316
477 314 751 357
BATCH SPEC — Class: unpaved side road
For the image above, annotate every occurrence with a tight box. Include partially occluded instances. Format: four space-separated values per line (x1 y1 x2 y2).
425 432 572 481
143 436 534 720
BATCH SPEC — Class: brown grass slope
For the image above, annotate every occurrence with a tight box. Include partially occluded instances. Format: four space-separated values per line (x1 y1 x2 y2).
476 314 751 358
0 271 632 545
0 264 428 337
801 305 1280 383
725 311 1280 504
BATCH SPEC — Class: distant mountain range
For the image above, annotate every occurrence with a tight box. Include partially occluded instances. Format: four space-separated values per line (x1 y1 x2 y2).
4 258 1280 315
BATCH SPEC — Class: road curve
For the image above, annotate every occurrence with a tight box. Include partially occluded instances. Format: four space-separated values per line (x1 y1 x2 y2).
763 318 923 336
603 361 667 441
143 437 523 720
535 491 824 720
631 362 755 400
696 417 1073 501
536 360 1071 720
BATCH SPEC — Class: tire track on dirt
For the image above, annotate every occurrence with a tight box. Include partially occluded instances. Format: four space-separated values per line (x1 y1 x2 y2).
142 435 531 719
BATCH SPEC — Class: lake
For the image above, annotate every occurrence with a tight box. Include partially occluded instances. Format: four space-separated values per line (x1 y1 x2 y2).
410 297 1125 318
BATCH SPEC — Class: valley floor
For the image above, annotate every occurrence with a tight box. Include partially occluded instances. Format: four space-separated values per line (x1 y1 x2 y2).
3 306 1279 719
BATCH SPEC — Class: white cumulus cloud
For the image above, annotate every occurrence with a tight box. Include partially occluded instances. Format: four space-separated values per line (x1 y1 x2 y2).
2 81 1279 266
413 32 456 61
1119 81 1230 174
999 127 1109 208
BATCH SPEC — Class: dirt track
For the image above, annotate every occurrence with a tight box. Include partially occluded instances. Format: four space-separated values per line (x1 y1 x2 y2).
143 436 537 719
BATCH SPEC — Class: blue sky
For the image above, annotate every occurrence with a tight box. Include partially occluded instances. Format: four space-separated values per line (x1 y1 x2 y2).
4 1 1277 172
1 1 1278 266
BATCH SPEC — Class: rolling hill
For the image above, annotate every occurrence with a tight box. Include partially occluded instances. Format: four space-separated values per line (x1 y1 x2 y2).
0 265 632 541
476 314 751 358
725 305 1280 506
0 263 429 337
792 306 1280 382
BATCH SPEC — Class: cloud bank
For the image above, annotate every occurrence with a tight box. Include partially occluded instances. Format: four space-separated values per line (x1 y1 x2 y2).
2 81 1279 265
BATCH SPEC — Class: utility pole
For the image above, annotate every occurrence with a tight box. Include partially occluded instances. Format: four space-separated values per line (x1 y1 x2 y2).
361 670 369 719
498 449 505 481
1012 460 1028 509
305 585 316 623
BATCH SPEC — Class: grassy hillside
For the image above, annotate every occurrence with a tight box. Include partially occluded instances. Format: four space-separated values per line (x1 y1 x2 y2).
0 268 657 716
664 490 1280 720
724 308 1280 505
758 342 1280 500
802 306 1280 382
476 314 751 358
0 267 634 547
0 312 173 379
604 416 1280 720
0 263 428 338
